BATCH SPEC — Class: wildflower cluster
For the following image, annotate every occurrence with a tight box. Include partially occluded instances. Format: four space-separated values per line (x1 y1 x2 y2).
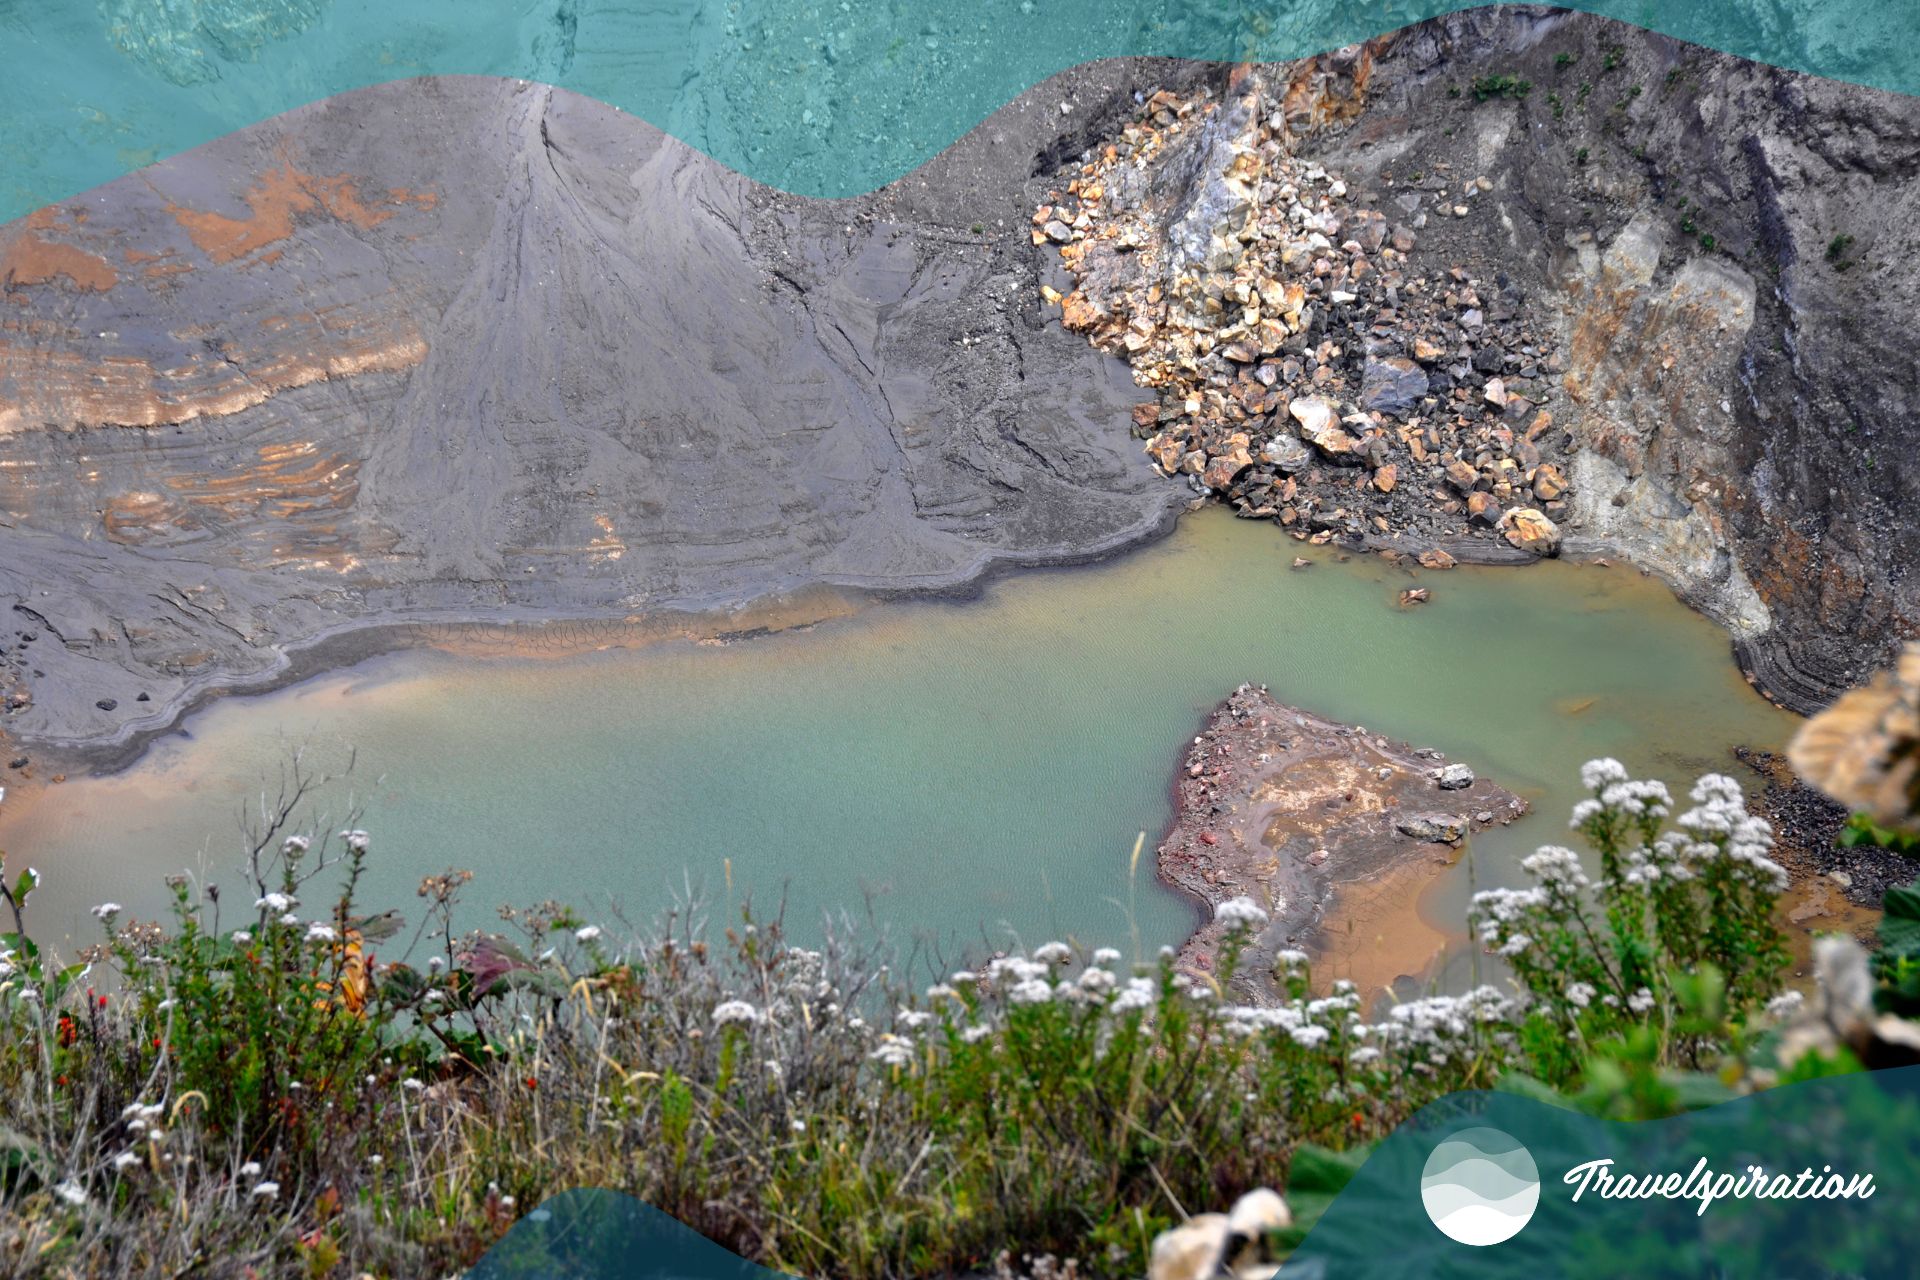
1472 761 1790 1054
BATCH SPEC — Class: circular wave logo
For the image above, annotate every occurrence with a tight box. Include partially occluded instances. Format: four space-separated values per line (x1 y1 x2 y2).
1421 1126 1541 1246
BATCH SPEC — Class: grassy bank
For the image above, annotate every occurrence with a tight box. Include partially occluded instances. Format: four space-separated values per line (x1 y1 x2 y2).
0 762 1866 1278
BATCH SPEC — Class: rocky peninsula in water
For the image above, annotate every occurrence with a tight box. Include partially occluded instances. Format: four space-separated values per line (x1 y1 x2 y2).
1160 682 1527 1001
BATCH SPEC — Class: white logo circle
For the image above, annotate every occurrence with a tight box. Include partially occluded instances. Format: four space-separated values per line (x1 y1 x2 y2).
1421 1126 1540 1246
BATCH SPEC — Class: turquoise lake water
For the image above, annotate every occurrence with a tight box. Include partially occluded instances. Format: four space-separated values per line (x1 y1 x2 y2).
3 0 1911 220
0 510 1796 977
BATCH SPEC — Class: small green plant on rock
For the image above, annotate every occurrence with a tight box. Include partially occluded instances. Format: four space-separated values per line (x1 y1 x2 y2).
1471 74 1533 102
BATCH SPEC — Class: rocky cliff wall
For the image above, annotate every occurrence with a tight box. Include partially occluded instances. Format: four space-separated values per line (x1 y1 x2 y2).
1297 8 1920 710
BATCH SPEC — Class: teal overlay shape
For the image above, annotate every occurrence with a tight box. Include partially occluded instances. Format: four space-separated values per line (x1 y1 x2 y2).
0 0 1914 224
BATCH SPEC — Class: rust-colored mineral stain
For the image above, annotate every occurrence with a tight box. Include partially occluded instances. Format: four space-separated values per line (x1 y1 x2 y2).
167 158 426 265
0 210 118 293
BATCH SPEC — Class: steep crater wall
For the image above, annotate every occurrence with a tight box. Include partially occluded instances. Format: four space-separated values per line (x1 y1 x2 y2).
1293 8 1920 711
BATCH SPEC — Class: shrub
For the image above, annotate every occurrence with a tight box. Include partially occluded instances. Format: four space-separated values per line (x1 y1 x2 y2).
1470 74 1532 102
1470 763 1789 1087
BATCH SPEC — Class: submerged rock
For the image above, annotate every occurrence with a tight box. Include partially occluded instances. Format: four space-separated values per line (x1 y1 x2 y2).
1395 812 1468 844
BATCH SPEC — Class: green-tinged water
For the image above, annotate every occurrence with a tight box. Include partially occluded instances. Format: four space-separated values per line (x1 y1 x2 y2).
0 510 1795 973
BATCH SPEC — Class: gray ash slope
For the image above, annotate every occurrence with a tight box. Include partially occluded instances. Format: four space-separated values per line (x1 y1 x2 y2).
0 68 1195 764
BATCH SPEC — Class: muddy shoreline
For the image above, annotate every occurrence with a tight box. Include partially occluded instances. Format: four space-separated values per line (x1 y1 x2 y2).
6 494 1196 791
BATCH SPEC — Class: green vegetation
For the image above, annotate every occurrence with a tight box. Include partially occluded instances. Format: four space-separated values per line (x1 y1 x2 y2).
1471 73 1533 102
1555 51 1578 69
0 763 1872 1277
1842 812 1920 857
1828 232 1858 270
1874 882 1920 1015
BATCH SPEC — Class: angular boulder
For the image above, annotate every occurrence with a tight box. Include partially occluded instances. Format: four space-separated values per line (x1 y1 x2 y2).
1290 396 1361 464
1499 507 1561 556
1358 356 1428 418
1261 434 1311 473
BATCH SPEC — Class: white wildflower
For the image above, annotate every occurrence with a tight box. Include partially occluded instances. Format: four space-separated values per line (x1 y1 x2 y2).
1108 978 1154 1013
232 930 252 944
91 902 123 921
112 1151 141 1172
1009 978 1054 1005
868 1034 914 1068
1215 896 1269 929
1288 1024 1331 1049
251 1181 280 1200
238 1161 262 1178
339 829 370 852
960 1023 994 1043
1566 982 1595 1009
255 892 294 913
1766 990 1805 1019
1093 947 1122 965
282 835 310 855
790 1118 807 1133
1076 966 1116 994
1580 758 1630 790
1033 941 1072 965
574 925 601 943
52 1180 87 1206
987 955 1047 985
924 983 958 1001
304 923 337 944
1521 846 1590 891
1628 988 1656 1015
712 1000 760 1027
